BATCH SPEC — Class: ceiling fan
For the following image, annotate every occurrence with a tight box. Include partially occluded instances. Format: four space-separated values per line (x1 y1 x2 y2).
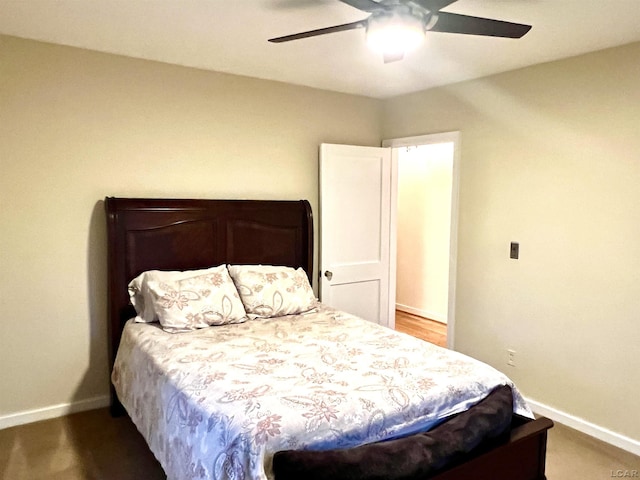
268 0 532 63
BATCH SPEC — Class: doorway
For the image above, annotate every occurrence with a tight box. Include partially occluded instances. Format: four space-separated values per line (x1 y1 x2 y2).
384 132 460 349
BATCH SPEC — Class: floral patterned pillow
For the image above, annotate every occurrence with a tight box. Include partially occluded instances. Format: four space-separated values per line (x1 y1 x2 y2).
130 265 248 332
228 265 317 318
128 267 215 323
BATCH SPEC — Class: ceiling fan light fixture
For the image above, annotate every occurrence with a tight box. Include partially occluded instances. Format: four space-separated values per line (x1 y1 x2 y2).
366 11 425 58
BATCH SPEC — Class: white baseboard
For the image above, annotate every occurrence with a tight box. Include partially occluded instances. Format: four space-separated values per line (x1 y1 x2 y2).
396 303 447 324
526 397 640 457
0 395 110 430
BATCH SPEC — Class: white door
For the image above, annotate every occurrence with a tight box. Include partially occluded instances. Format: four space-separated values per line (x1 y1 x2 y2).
319 143 392 326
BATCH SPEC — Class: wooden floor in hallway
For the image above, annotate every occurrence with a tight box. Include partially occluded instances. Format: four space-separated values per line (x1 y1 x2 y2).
395 310 447 347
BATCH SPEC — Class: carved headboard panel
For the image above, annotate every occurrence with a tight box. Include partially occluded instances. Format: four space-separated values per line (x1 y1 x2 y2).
105 197 313 392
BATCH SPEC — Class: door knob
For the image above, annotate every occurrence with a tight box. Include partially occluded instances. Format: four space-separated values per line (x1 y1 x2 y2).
324 270 333 280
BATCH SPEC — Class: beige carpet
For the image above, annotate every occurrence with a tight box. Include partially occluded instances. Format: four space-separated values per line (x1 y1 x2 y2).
545 420 638 479
0 408 638 479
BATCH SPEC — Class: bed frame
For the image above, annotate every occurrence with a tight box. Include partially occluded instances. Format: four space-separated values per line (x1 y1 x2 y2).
105 196 552 480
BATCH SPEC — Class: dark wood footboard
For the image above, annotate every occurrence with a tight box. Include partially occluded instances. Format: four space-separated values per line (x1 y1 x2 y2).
430 415 554 480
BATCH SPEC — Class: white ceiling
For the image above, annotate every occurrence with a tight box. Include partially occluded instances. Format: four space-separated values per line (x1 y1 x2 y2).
2 0 640 98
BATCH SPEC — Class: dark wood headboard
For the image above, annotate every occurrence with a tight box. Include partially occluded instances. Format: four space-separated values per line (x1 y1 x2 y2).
105 197 313 409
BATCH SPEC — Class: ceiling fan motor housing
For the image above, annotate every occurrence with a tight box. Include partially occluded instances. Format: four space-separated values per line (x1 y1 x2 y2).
366 6 428 56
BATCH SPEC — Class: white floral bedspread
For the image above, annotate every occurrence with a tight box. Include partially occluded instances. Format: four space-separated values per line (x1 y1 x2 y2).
112 303 532 480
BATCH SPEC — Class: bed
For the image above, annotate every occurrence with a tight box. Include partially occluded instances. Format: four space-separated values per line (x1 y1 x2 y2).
105 196 553 480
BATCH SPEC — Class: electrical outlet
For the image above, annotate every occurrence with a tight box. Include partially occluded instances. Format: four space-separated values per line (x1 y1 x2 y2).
507 349 516 367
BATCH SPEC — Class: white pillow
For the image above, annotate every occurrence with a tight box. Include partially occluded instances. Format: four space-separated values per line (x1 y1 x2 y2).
145 267 248 333
129 266 235 323
228 265 316 318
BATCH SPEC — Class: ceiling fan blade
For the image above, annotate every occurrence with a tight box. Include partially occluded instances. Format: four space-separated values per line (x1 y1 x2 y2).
429 11 531 38
409 0 458 13
338 0 386 12
268 20 367 43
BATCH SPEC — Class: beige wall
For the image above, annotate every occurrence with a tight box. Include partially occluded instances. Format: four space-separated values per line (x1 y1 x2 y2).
0 35 382 418
384 42 640 440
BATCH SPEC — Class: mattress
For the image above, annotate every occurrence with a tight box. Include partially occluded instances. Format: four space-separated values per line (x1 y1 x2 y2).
112 303 532 480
